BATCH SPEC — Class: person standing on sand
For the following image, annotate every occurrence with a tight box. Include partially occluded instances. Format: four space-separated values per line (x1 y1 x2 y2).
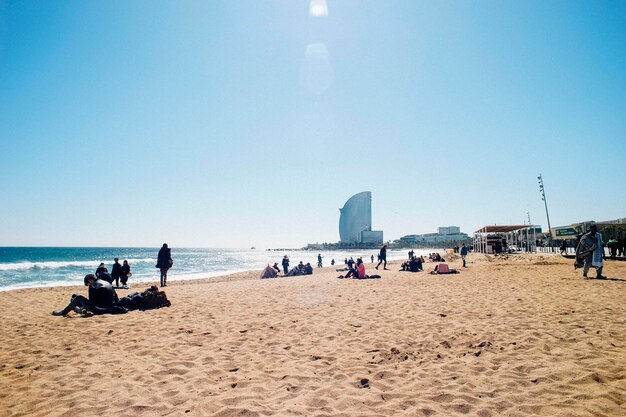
282 255 290 275
111 257 122 287
120 260 131 289
375 244 388 270
317 253 323 268
156 243 173 287
575 224 606 279
460 243 468 267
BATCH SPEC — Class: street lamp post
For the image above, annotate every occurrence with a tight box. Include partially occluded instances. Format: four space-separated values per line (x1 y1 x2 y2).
538 174 552 241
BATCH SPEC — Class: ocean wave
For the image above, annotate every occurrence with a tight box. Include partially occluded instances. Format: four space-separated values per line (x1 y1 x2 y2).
0 258 156 271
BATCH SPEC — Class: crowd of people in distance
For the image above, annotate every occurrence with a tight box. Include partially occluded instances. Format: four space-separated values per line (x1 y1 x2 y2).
398 243 469 274
260 256 314 279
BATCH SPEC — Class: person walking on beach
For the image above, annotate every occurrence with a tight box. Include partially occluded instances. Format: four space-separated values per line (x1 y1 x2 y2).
111 258 122 287
156 243 173 287
120 260 131 289
282 255 290 275
317 253 323 268
460 243 468 267
371 254 374 263
375 244 388 270
575 224 606 279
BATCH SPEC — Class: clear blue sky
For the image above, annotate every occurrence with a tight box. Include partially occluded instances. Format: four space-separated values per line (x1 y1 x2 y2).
1 0 625 248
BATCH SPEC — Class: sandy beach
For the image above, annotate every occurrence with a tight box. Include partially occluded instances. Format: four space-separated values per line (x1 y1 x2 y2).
0 253 624 417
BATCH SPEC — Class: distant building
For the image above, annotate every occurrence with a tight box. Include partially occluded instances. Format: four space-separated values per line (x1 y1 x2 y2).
339 191 383 245
361 230 384 244
399 226 468 245
438 226 460 235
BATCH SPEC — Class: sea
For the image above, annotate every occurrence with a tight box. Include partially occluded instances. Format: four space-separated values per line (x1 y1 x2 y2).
0 247 427 291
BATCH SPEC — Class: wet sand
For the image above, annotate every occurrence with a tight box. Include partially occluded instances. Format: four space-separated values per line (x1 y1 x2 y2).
0 253 624 416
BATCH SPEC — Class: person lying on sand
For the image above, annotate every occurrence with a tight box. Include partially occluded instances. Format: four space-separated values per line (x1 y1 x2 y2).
52 274 126 316
429 263 459 275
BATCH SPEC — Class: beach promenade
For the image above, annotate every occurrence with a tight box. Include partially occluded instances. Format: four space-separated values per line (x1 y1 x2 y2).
0 254 624 416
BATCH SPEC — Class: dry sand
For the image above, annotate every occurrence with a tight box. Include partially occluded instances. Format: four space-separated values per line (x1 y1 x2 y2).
0 254 624 417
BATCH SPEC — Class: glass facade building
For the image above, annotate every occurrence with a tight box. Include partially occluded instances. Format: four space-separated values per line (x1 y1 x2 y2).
339 191 372 243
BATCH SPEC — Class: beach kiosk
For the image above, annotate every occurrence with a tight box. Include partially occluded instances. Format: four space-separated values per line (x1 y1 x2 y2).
473 225 541 254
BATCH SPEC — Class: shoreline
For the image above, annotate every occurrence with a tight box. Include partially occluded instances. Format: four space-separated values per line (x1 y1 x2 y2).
0 251 420 293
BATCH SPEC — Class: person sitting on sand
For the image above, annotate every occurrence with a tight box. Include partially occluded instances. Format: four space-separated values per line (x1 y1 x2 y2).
343 261 359 279
356 259 366 278
285 262 303 277
400 256 422 272
272 262 281 273
95 262 113 284
52 274 125 316
95 262 108 277
347 257 355 269
341 258 365 279
260 265 278 279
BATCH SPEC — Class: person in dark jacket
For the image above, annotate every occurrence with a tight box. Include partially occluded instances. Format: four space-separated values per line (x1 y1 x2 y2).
95 262 108 278
281 255 290 275
52 274 123 316
95 262 112 284
120 260 131 289
111 257 122 287
375 244 388 270
156 243 173 287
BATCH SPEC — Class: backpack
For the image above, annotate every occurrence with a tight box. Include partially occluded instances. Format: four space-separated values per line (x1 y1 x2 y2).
140 286 171 310
119 286 171 311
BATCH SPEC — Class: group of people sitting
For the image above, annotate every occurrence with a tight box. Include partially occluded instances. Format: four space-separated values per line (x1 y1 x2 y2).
52 273 170 317
94 258 131 289
400 252 460 274
337 257 381 279
400 256 424 272
428 253 445 262
260 260 313 279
